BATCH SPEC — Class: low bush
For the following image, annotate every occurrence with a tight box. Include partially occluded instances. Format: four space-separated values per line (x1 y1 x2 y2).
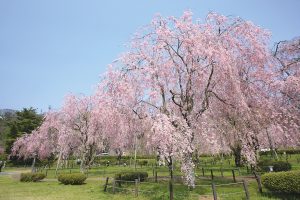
273 161 292 172
20 172 46 182
257 159 273 172
138 160 148 166
258 159 291 172
114 171 148 182
58 173 87 185
262 170 300 194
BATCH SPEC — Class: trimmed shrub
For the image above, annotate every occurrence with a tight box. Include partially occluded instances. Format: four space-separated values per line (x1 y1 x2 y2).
114 171 148 182
273 161 292 172
262 171 300 194
257 159 273 172
58 173 87 185
20 173 46 182
139 160 148 166
258 159 291 172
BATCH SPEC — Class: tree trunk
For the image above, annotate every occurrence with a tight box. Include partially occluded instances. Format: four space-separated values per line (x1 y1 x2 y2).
134 134 137 171
266 128 278 160
231 143 242 167
168 159 174 200
80 153 87 173
55 151 62 175
80 146 95 173
194 149 200 168
115 149 122 166
31 155 36 173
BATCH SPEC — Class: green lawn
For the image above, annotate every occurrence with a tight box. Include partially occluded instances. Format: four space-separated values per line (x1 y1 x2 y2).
1 155 300 200
0 175 138 200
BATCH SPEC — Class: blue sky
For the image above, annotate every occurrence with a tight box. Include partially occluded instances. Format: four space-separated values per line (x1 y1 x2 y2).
1 0 300 112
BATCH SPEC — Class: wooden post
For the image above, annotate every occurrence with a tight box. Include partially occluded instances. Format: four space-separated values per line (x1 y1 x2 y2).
135 179 139 197
220 168 224 178
257 175 263 193
169 179 174 200
202 167 205 176
152 167 155 177
112 180 116 194
155 170 158 183
242 180 250 200
69 169 71 174
232 169 236 182
104 177 109 192
211 182 217 200
210 169 214 180
253 171 263 193
118 174 122 187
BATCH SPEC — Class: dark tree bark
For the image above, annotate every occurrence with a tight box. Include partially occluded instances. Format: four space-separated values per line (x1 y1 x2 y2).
230 143 242 167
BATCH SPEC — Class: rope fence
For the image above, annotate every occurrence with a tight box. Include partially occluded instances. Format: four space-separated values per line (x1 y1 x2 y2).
103 176 251 200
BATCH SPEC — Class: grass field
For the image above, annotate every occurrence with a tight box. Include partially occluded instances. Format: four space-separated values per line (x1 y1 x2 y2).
1 155 300 199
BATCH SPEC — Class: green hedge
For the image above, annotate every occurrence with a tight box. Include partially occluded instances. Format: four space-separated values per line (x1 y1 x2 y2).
94 155 155 161
258 160 291 172
20 173 46 182
114 172 148 182
262 171 300 193
138 160 148 166
260 149 300 155
95 158 155 166
58 173 87 185
273 161 292 172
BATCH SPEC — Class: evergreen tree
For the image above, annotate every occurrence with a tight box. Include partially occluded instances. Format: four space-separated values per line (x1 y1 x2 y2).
5 108 43 155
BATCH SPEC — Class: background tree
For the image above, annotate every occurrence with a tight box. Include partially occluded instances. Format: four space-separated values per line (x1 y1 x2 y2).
264 37 300 150
3 108 42 167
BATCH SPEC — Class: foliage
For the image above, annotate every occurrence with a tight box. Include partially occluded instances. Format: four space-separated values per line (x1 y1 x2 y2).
114 171 148 182
58 173 87 185
262 170 300 194
94 156 155 166
257 159 274 172
95 155 155 160
101 10 281 187
138 160 148 166
20 172 46 182
258 159 291 172
260 149 300 155
5 108 42 159
273 161 292 172
9 11 300 188
280 149 300 155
